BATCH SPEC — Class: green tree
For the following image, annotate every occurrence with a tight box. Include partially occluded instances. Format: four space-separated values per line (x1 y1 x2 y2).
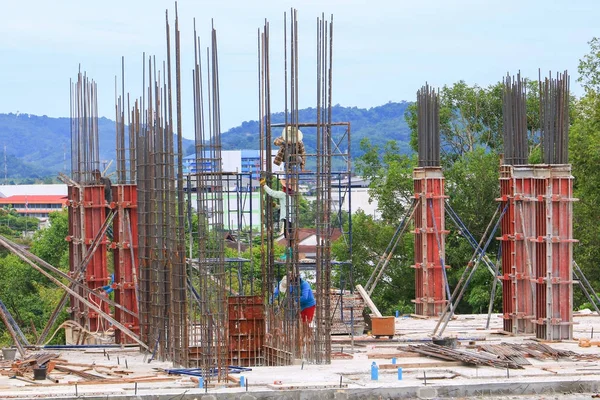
30 210 70 270
443 147 501 312
578 37 600 93
355 138 415 222
406 81 503 160
332 211 414 316
0 254 53 344
565 37 600 307
0 210 70 345
337 139 418 315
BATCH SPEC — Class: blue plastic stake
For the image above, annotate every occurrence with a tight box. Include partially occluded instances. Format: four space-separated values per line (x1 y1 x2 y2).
398 367 403 380
371 362 378 380
198 377 204 388
395 310 399 318
240 376 245 387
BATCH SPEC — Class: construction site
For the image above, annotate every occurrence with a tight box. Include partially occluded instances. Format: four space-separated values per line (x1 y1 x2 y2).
2 5 600 400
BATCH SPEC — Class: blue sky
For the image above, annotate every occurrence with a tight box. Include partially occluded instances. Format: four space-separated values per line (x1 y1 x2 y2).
0 0 597 139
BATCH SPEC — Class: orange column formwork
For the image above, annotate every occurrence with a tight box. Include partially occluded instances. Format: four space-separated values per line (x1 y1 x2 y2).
532 165 576 340
497 166 535 335
67 185 111 333
228 296 265 366
112 184 139 344
412 167 448 316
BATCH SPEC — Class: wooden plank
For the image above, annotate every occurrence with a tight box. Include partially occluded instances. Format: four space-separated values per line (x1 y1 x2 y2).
378 361 463 369
356 284 382 317
367 351 419 359
331 352 354 359
409 313 431 319
53 365 107 380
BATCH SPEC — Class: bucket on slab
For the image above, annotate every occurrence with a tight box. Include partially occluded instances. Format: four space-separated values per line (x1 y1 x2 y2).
33 366 47 380
2 348 17 361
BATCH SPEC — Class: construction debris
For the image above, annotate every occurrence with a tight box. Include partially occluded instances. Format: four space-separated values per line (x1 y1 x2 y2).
0 350 183 388
478 344 531 366
330 289 365 335
1 353 59 379
407 343 523 369
406 341 600 370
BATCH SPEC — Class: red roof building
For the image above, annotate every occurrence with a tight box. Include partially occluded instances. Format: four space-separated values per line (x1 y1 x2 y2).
276 228 343 257
0 195 67 219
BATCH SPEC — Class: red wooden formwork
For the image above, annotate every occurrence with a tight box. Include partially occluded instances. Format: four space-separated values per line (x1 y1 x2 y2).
228 296 264 366
412 167 448 316
67 185 111 333
498 166 514 333
532 165 575 340
112 184 139 344
497 166 536 334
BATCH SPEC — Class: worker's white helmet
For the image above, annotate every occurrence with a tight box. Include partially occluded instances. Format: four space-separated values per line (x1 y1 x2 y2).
279 275 288 294
282 126 303 143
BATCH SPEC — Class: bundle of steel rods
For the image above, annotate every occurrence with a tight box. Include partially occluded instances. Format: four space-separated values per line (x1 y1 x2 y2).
416 84 440 167
258 10 337 365
135 7 187 367
314 13 334 365
68 70 101 333
502 73 528 165
188 20 228 381
540 70 570 164
258 17 275 320
70 71 100 183
408 344 522 369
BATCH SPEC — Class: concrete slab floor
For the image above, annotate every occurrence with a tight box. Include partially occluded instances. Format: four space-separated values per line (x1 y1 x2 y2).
1 312 600 399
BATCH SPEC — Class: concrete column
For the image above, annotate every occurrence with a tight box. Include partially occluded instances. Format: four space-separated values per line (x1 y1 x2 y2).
412 167 447 316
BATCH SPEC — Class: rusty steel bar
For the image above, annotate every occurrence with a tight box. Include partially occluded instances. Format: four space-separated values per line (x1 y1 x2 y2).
502 73 528 165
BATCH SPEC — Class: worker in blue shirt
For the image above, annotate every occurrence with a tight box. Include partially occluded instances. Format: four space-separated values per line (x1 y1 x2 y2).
273 275 316 323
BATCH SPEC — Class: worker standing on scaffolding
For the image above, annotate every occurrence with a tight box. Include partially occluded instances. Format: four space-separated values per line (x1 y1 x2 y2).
273 275 316 323
260 177 295 258
92 169 113 205
273 126 306 172
92 169 113 240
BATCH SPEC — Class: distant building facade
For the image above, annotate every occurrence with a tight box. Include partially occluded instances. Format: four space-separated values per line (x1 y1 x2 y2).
183 150 283 177
0 185 68 220
0 195 67 219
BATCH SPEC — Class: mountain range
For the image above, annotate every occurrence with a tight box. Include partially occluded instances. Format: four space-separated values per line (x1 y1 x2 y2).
0 102 412 182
